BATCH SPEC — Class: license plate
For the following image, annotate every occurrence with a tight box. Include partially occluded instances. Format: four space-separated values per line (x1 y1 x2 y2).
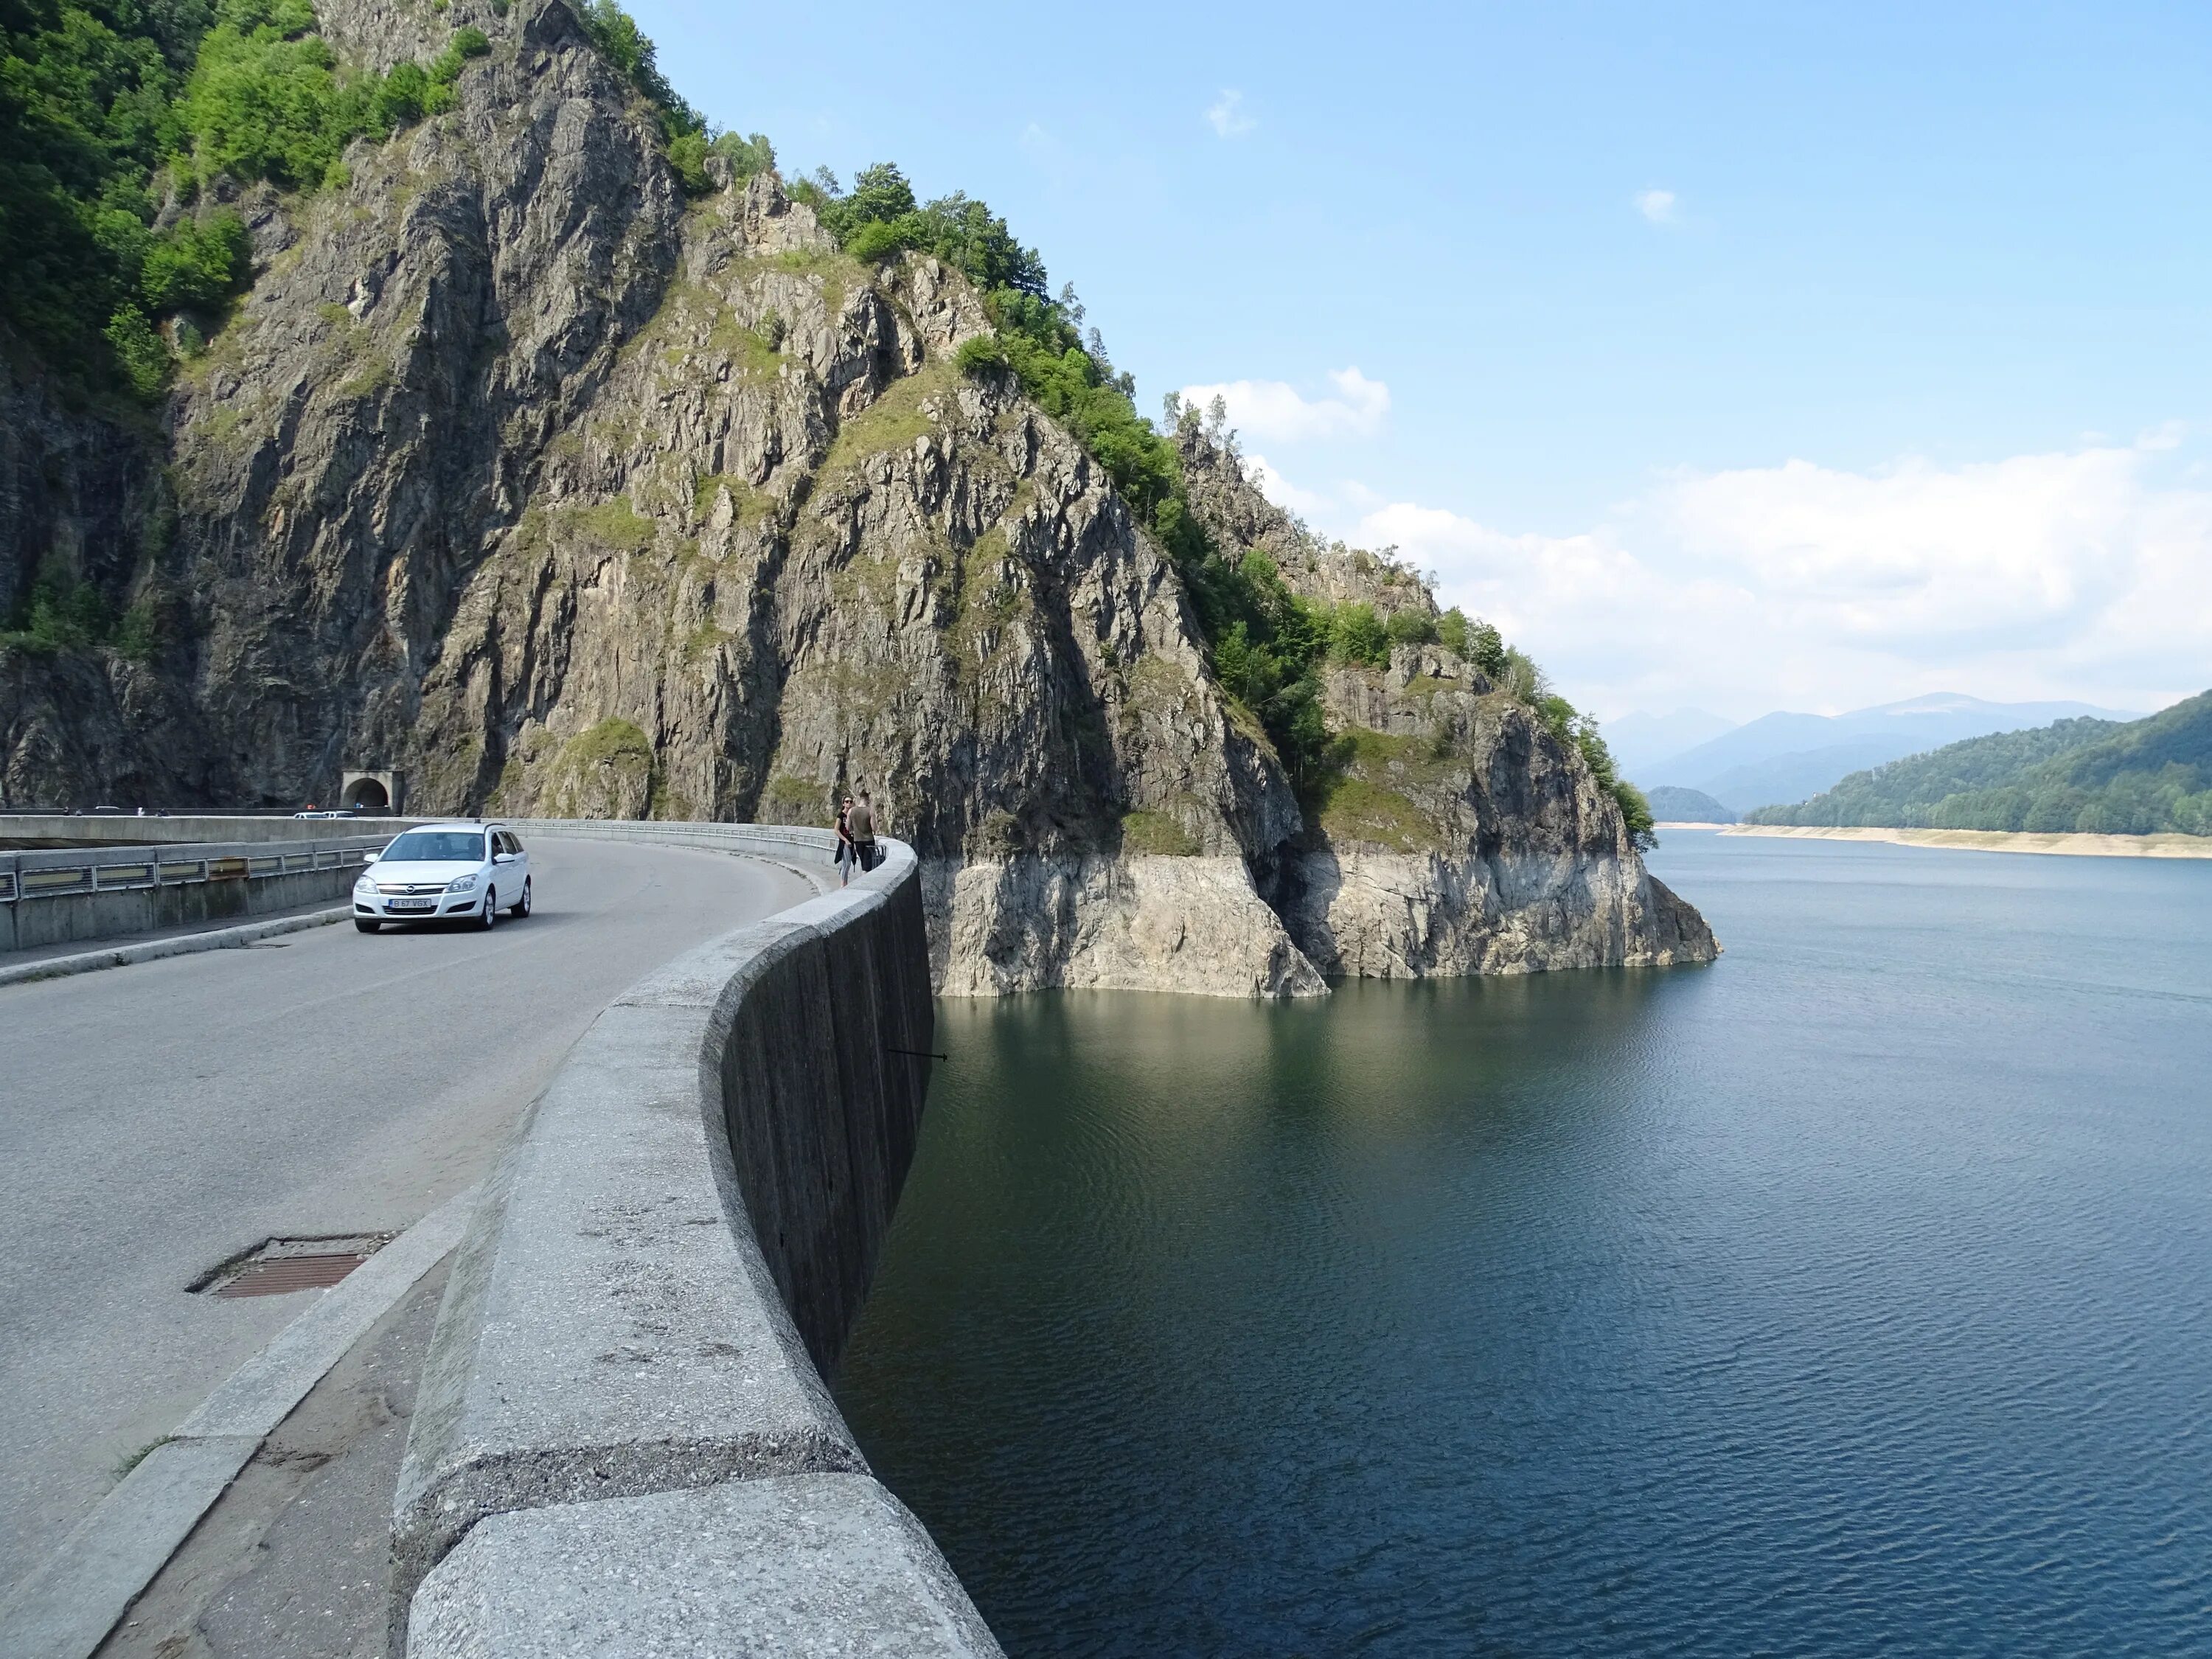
388 897 437 911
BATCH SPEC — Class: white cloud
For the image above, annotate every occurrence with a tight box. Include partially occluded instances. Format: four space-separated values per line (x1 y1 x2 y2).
1635 188 1679 224
1206 89 1256 139
1245 437 2212 721
1178 368 1391 443
1242 453 1334 518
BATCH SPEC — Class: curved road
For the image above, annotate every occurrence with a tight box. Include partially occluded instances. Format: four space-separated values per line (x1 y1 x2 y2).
0 837 816 1591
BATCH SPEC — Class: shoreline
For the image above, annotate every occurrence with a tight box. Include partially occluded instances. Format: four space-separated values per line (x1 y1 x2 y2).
1712 824 2212 860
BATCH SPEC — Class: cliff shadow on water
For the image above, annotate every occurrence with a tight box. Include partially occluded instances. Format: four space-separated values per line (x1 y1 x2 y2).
835 969 1705 1654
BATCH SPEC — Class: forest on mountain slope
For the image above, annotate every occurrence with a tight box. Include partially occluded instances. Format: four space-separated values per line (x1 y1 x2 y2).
1746 691 2212 836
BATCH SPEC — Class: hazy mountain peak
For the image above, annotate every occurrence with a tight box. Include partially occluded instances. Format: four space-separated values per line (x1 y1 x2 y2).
1643 695 2153 813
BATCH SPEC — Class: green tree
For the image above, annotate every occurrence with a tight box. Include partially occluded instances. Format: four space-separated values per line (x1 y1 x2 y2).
1385 608 1437 647
1330 602 1389 668
102 304 170 394
139 209 248 310
579 0 700 137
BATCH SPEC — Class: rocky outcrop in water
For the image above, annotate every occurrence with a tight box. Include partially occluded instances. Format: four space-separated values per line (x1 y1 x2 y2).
0 0 1713 991
1175 430 1717 976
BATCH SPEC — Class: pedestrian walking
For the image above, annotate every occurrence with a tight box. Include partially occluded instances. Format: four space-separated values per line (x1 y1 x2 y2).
834 796 856 886
849 790 880 873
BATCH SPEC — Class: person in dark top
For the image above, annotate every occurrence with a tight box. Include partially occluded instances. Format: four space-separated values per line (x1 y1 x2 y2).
834 796 856 886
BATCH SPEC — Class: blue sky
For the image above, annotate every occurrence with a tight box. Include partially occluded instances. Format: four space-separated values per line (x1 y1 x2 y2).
623 0 2212 722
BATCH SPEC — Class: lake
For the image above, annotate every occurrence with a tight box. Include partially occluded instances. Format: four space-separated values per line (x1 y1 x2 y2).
837 832 2212 1657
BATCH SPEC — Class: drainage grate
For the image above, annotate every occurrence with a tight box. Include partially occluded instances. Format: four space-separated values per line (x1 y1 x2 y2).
193 1233 394 1298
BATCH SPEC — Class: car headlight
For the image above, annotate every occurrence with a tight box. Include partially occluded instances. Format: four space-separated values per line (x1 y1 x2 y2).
355 873 378 891
445 873 479 892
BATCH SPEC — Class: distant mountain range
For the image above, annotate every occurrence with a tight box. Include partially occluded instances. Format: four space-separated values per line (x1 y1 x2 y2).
1618 694 2146 815
1605 709 1738 779
1746 690 2212 835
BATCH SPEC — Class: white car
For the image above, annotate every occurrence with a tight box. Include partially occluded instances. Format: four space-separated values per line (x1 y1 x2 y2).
354 821 532 933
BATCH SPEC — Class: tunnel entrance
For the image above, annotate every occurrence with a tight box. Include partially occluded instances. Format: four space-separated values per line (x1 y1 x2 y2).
339 771 395 813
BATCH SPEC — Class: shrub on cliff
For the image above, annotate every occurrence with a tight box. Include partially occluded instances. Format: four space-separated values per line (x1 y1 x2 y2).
579 0 699 136
138 209 249 312
0 553 164 659
1329 603 1390 669
1386 608 1438 648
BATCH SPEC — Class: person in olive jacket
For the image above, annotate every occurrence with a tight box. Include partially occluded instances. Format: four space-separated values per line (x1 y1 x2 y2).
847 791 880 872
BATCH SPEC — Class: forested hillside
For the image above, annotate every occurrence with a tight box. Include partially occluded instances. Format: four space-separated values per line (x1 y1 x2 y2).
1747 692 2212 835
0 0 531 393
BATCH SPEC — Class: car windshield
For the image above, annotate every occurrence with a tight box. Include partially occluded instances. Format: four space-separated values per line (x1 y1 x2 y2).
378 831 486 863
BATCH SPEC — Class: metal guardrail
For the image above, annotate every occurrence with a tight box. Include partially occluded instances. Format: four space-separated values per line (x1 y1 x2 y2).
0 835 390 905
0 806 347 818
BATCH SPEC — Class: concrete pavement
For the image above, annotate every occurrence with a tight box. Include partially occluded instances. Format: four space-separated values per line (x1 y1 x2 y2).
0 837 815 1593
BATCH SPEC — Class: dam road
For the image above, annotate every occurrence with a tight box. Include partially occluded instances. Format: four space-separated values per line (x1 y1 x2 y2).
0 836 815 1603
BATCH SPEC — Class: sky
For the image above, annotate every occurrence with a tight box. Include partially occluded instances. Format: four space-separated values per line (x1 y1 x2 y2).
621 0 2212 723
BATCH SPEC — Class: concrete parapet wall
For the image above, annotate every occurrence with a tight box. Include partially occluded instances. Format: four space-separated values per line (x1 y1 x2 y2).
409 1474 1002 1655
392 825 997 1656
0 834 393 953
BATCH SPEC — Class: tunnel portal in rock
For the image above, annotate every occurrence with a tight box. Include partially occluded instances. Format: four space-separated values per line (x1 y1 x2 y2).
340 771 396 813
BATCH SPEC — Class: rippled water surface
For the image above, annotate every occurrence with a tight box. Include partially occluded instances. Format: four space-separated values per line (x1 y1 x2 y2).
838 834 2212 1657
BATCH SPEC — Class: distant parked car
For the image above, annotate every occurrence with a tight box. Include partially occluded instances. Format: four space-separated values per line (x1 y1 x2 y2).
353 821 531 933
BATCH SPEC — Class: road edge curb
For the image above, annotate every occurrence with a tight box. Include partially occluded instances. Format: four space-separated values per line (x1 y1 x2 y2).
0 1185 481 1659
0 906 352 989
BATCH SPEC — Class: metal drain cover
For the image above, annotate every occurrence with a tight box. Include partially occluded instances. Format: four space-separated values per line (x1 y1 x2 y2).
195 1233 394 1298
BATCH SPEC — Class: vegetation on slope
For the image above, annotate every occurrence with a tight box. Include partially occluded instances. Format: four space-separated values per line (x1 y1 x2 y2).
575 0 771 195
788 156 1647 842
1645 786 1736 824
1 0 1657 849
0 0 493 393
1745 690 2212 835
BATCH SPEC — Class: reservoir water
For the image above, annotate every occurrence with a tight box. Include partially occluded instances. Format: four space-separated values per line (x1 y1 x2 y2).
838 832 2212 1656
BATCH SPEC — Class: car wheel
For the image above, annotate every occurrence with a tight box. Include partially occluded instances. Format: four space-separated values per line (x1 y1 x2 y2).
510 877 531 919
479 886 498 931
355 919 380 933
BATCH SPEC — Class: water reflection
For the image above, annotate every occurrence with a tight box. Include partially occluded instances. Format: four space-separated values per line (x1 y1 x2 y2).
839 837 2212 1658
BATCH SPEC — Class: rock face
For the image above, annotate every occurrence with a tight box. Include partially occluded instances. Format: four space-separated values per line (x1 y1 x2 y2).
0 0 1714 992
1280 653 1717 976
1175 429 1718 978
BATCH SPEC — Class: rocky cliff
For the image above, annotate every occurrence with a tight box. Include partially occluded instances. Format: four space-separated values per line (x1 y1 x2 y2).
0 0 1714 992
1175 430 1715 976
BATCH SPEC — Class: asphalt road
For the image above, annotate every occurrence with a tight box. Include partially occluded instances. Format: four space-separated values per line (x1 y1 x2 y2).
0 838 815 1593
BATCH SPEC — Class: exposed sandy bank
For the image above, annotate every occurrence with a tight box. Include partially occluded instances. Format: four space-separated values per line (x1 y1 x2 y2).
1719 824 2212 860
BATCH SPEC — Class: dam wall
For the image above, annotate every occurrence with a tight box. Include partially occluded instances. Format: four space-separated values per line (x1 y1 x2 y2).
390 822 1000 1656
